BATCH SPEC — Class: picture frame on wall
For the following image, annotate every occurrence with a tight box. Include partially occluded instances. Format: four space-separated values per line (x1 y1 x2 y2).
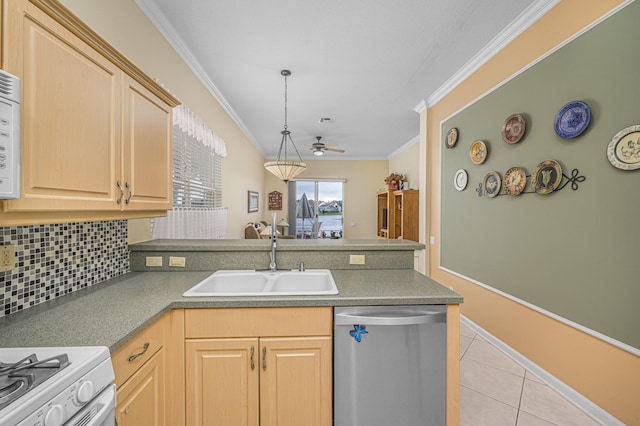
248 191 259 213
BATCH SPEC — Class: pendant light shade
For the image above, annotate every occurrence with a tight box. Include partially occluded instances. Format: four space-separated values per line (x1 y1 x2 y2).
264 70 307 182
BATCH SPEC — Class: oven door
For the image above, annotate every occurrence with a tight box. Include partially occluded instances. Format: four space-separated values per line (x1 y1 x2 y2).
65 384 115 426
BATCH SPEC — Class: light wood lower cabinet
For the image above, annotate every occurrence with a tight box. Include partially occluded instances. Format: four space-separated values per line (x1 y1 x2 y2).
259 337 332 426
185 307 332 426
115 348 165 426
112 312 170 426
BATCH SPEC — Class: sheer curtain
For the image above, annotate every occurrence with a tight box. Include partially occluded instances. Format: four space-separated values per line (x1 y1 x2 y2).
152 104 228 239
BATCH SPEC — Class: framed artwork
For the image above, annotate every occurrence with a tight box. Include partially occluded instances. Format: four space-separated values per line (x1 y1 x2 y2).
248 191 259 212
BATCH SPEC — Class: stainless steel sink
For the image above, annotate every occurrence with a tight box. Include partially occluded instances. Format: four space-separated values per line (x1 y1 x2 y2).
182 269 338 297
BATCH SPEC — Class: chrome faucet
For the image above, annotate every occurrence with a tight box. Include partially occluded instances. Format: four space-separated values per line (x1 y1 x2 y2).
269 212 277 272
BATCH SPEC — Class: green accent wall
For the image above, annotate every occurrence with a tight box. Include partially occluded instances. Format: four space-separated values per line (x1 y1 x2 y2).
441 2 640 349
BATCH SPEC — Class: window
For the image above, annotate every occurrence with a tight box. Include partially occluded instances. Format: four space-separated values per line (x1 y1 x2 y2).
152 105 227 239
288 179 344 239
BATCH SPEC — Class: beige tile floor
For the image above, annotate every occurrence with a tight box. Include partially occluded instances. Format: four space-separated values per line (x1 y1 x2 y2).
459 322 602 426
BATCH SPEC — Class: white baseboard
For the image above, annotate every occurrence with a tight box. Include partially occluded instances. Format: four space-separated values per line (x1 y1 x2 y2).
460 315 624 426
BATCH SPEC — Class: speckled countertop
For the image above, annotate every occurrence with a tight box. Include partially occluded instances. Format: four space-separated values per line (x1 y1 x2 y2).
0 269 461 353
129 238 426 252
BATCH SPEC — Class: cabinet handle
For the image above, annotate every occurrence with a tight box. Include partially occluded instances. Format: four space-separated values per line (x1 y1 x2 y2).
116 180 124 204
128 342 150 362
125 181 132 204
124 406 130 414
262 347 267 371
250 346 255 370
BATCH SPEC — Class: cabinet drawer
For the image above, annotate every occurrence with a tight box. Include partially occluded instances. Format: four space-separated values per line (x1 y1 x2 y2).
113 317 165 387
185 307 332 338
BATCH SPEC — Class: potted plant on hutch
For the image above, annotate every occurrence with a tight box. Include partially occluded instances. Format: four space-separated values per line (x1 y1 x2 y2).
384 172 405 190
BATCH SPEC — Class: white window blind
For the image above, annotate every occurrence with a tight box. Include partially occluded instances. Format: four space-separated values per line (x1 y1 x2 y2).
152 105 227 239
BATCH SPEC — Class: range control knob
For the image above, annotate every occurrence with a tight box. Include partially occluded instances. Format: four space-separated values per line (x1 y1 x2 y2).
76 381 95 403
44 404 65 426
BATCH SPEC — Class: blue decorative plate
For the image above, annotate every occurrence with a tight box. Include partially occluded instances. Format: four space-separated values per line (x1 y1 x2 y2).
554 101 591 138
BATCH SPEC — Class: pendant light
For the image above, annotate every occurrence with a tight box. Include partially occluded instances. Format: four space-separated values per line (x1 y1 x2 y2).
264 70 307 182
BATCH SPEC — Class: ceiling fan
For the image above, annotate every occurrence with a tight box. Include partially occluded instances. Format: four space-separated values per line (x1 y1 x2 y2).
309 136 345 156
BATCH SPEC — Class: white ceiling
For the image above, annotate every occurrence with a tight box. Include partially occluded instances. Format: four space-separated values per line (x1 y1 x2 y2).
137 0 546 160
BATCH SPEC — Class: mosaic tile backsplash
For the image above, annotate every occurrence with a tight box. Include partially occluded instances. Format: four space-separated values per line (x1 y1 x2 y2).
0 220 129 317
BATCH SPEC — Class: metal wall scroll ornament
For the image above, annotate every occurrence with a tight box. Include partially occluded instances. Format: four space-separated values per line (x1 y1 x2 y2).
502 114 526 144
469 140 487 164
482 171 501 197
554 100 591 139
606 124 640 170
454 169 468 191
475 164 585 197
445 127 458 148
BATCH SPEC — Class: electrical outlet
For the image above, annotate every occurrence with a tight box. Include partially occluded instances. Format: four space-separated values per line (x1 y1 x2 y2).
145 256 163 267
169 256 186 267
349 254 365 265
0 244 15 272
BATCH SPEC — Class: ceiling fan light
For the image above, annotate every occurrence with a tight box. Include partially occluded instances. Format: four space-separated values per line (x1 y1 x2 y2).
313 149 324 156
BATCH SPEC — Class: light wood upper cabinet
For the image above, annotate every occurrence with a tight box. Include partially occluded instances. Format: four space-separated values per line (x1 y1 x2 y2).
122 76 172 211
0 0 178 224
4 0 121 212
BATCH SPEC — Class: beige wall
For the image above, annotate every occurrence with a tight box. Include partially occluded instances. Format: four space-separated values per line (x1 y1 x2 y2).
264 160 388 239
423 0 638 423
388 140 420 191
60 0 266 241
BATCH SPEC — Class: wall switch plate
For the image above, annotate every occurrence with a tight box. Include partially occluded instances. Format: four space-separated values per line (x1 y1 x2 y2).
0 244 15 272
169 256 186 267
145 256 163 267
429 236 435 245
349 254 365 265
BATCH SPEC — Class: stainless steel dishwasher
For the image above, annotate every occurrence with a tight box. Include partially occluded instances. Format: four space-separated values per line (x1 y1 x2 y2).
334 305 447 426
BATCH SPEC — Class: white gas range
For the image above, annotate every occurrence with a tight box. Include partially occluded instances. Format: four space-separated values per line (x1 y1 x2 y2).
0 346 115 426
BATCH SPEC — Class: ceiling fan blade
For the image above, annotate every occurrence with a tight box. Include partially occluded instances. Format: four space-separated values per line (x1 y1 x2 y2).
325 148 345 153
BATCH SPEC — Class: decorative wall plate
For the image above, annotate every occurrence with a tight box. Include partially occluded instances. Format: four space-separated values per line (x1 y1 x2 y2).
482 171 501 198
502 114 526 144
445 127 458 149
454 169 468 191
503 167 527 196
532 160 563 194
554 101 591 138
606 124 640 170
469 140 487 164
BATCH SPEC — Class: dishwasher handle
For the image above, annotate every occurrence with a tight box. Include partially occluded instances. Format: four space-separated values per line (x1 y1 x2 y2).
335 311 446 326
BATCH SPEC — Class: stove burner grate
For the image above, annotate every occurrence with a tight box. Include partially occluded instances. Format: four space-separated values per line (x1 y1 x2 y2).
0 353 70 410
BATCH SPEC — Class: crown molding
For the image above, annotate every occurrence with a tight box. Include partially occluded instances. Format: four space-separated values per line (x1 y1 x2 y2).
387 135 419 159
135 0 264 155
424 0 560 108
412 99 427 114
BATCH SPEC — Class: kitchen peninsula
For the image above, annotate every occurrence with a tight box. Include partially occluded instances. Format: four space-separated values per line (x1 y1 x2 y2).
0 239 462 425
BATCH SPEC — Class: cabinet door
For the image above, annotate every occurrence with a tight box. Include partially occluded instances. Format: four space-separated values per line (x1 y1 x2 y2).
4 0 122 212
186 338 259 426
122 76 172 211
260 336 332 426
115 348 165 426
